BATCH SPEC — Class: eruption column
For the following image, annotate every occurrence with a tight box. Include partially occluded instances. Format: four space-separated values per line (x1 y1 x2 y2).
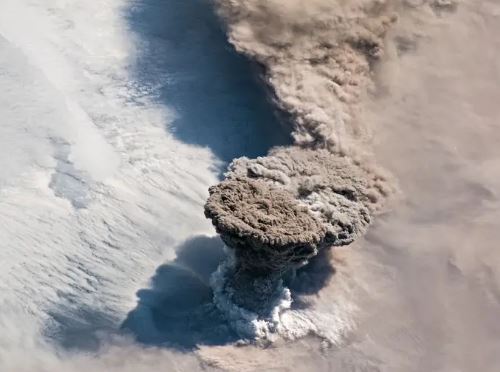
205 0 398 325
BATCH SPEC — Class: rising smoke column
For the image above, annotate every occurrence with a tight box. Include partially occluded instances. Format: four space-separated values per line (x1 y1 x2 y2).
205 0 398 334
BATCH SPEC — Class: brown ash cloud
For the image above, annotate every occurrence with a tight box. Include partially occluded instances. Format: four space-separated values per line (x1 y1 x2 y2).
204 0 399 321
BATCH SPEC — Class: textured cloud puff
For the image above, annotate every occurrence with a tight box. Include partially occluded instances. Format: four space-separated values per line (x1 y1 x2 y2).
206 0 398 319
227 147 394 246
205 177 326 274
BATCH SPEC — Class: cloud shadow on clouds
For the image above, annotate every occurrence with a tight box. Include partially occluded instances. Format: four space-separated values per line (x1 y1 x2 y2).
43 237 338 352
125 0 291 165
121 235 238 350
43 237 235 353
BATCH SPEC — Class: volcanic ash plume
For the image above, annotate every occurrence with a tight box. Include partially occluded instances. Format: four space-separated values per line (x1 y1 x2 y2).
205 0 398 338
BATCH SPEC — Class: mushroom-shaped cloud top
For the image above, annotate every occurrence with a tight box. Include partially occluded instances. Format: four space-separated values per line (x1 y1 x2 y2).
205 177 326 274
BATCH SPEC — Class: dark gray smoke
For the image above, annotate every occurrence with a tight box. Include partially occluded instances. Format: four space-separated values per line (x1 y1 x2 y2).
205 0 399 325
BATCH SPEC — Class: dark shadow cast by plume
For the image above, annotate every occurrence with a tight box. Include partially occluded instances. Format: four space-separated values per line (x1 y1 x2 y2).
288 248 337 310
121 235 238 350
43 236 234 352
44 238 337 352
126 0 291 164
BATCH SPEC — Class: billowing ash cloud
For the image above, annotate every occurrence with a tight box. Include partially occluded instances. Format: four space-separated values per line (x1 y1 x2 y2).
205 0 398 326
213 0 397 148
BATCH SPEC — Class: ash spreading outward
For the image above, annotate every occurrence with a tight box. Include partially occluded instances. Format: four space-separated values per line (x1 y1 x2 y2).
205 0 399 338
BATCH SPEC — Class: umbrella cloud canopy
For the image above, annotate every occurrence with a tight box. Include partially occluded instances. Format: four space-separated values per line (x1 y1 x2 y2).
205 177 326 273
205 147 395 275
